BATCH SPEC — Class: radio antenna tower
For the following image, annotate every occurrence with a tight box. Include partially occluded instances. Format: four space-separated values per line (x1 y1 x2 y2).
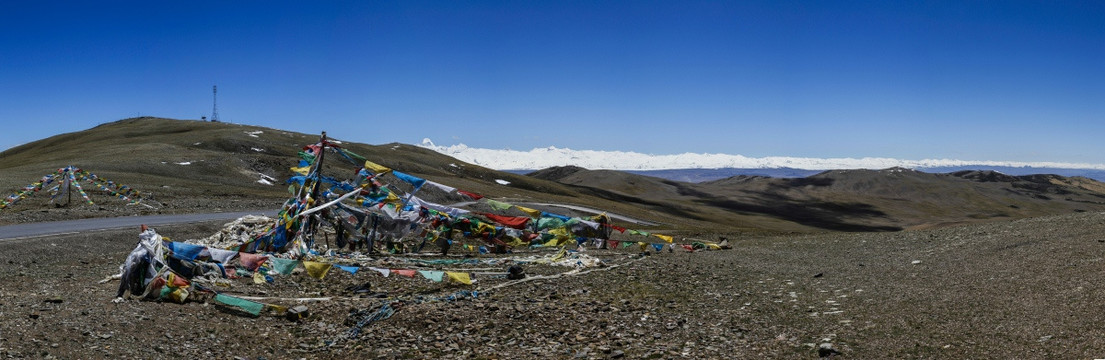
210 85 220 122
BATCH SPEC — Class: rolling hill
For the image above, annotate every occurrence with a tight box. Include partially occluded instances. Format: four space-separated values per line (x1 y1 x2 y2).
0 117 694 230
531 165 1105 231
4 117 1105 233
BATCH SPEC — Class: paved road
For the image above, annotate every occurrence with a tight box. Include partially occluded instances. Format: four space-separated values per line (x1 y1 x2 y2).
0 209 277 241
0 201 660 242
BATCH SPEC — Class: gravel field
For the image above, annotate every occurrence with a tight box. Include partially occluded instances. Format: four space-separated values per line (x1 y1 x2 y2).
3 211 1105 359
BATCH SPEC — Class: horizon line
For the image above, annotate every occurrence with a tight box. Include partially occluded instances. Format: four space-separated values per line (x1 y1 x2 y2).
418 139 1105 172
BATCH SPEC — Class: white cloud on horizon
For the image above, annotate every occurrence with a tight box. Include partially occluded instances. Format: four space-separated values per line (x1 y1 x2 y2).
418 139 1105 171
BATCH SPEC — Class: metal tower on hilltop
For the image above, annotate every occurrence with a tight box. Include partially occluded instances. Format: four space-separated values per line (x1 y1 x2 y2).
210 85 220 122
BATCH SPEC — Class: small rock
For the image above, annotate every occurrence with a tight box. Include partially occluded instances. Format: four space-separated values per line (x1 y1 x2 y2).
610 350 625 358
818 343 841 357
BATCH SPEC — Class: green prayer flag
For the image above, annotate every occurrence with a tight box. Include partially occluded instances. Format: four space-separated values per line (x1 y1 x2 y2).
270 257 299 275
486 199 513 211
215 293 264 316
418 270 445 282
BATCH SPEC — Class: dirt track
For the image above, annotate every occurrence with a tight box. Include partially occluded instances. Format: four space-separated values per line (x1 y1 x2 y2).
3 211 1105 359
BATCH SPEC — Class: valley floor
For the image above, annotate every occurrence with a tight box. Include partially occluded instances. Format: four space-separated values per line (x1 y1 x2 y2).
2 211 1105 359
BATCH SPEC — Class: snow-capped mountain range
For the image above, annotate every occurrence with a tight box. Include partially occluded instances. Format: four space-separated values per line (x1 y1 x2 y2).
418 138 1105 172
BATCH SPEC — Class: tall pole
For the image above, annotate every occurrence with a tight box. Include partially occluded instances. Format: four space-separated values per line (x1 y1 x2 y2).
211 85 220 122
65 168 72 206
309 131 328 206
304 132 327 249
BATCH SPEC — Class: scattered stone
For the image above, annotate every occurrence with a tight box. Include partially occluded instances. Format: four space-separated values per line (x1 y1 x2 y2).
818 343 841 357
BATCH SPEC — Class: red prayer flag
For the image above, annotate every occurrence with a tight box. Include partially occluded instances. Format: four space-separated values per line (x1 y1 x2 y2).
238 252 268 271
480 212 531 229
392 269 417 278
458 190 484 200
603 223 627 233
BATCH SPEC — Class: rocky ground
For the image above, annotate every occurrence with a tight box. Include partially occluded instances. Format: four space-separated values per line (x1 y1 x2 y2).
3 211 1105 359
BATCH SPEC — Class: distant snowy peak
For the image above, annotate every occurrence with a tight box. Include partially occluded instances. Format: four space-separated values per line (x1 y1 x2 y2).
416 140 1105 171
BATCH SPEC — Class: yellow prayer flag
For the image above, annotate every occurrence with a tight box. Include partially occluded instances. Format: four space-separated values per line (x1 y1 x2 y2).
303 261 333 280
290 166 310 176
364 160 392 175
384 192 400 203
653 234 674 243
515 205 541 218
445 272 472 285
267 304 288 314
253 271 266 284
551 246 567 261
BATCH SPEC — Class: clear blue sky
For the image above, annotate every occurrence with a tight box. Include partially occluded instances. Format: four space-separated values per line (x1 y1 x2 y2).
2 1 1103 164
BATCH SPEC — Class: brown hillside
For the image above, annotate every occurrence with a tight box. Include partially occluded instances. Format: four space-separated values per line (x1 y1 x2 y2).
537 166 1105 232
0 117 707 231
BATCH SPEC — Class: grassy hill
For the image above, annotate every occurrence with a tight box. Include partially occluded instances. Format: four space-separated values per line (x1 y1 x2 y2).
0 117 706 231
4 117 1105 233
534 165 1105 232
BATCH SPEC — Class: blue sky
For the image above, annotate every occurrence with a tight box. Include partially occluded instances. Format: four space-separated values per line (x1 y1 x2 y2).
2 1 1103 164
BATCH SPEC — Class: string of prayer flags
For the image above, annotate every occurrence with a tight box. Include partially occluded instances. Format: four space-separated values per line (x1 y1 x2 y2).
303 261 333 279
